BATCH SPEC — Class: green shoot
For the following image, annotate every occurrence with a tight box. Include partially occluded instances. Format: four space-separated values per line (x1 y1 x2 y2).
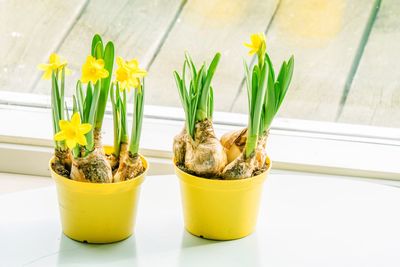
129 80 145 156
260 54 294 134
51 69 67 150
244 57 268 158
94 40 114 130
243 50 294 158
71 34 115 157
174 52 221 139
110 83 129 157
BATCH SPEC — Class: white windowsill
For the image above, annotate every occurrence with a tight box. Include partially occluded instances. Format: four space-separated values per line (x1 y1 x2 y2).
0 91 399 180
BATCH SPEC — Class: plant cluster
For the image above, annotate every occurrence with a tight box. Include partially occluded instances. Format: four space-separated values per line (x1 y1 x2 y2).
173 33 294 179
40 34 147 183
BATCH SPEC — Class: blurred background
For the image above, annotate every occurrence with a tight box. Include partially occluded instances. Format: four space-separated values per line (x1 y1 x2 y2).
0 0 398 128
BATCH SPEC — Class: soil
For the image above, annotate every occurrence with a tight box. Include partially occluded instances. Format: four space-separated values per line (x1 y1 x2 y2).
177 161 270 180
51 162 70 178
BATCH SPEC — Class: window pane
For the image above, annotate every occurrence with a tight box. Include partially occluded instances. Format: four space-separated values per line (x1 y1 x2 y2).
0 0 398 128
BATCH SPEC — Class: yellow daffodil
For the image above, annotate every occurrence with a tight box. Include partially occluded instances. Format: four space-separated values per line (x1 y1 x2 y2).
37 53 70 80
81 55 109 84
54 113 92 149
115 56 147 91
244 33 266 56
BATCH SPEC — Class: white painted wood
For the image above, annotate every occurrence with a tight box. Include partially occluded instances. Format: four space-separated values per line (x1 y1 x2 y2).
231 0 378 122
0 172 51 194
33 0 183 95
145 0 279 111
339 0 400 127
1 102 399 179
0 0 87 92
2 91 400 141
1 174 400 266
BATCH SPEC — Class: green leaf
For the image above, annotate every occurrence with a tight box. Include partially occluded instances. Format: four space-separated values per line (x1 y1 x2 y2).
276 60 287 108
91 34 103 57
208 86 214 118
244 60 252 115
185 52 197 81
250 65 259 120
75 81 84 120
194 64 205 121
72 96 78 115
95 41 114 129
265 53 275 81
60 68 65 120
83 82 93 123
251 62 268 135
277 56 294 110
51 71 61 124
197 53 220 121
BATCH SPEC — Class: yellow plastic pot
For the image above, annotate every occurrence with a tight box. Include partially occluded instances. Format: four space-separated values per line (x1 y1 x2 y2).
175 158 271 240
49 147 147 243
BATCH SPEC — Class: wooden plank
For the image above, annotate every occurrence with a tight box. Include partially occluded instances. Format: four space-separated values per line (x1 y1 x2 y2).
338 0 400 128
145 0 279 111
34 0 183 95
0 0 87 92
231 0 378 122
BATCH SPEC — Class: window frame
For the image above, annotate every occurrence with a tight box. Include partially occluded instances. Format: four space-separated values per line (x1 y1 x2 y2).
0 91 399 180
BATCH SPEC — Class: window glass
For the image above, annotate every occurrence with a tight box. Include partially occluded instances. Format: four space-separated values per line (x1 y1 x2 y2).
0 0 398 128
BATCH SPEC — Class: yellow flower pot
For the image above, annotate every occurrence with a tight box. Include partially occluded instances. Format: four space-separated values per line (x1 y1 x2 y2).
49 147 147 243
175 158 271 240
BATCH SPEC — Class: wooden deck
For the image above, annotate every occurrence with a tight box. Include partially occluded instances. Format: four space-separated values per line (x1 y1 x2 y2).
0 0 398 128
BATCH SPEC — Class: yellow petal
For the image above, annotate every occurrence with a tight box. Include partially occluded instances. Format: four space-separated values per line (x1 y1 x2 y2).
66 139 77 149
95 58 105 68
79 123 92 134
99 69 109 79
117 56 125 68
41 70 52 80
127 59 139 69
76 134 87 146
243 42 254 49
71 113 81 126
132 78 140 89
49 53 60 64
37 63 49 71
54 131 65 141
59 120 69 130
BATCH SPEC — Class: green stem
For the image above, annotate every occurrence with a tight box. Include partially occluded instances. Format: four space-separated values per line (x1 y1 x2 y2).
110 83 122 157
129 81 144 155
95 41 114 130
244 56 268 158
86 80 101 152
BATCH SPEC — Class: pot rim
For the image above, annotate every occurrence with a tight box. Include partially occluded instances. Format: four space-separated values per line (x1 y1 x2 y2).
174 157 271 190
49 146 148 189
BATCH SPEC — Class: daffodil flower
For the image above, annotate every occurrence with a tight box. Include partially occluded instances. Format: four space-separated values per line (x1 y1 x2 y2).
81 55 109 84
37 53 70 80
115 56 147 91
244 33 266 56
54 113 92 149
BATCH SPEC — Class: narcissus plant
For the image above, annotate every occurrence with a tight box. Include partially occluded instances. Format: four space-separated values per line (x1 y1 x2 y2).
173 33 294 180
40 34 147 183
110 56 147 182
173 52 228 177
221 32 294 179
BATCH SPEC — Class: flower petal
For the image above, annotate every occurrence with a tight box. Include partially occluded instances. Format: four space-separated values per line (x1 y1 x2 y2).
78 123 92 134
59 120 69 130
54 131 65 141
66 139 77 149
117 56 125 68
76 134 87 146
41 70 52 80
71 113 81 126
